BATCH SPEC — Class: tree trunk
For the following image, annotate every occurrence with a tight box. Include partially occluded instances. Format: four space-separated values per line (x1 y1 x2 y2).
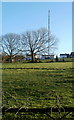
10 56 12 63
31 51 34 62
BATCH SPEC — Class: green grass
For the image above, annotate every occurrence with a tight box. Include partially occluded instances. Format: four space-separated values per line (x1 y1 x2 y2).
2 62 74 119
2 62 72 69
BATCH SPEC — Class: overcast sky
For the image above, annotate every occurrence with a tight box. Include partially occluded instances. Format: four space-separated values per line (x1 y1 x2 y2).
2 2 72 55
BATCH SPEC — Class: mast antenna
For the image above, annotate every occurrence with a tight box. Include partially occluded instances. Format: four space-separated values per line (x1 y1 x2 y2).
48 10 50 57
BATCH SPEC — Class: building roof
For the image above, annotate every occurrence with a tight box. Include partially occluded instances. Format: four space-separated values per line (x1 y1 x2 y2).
60 53 69 55
42 55 54 56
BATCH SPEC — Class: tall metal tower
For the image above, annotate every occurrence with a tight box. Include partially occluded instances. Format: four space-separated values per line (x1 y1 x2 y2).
48 10 50 57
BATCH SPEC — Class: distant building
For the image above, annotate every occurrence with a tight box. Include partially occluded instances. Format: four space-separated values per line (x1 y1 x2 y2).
70 52 74 58
2 54 9 62
26 54 32 60
41 54 54 60
26 54 54 60
14 55 25 62
60 53 69 58
2 54 25 62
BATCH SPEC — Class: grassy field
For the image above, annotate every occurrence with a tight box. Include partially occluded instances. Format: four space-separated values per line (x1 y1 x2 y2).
2 62 74 119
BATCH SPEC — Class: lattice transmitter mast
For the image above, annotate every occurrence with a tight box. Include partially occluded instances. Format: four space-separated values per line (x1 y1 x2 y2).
48 10 50 57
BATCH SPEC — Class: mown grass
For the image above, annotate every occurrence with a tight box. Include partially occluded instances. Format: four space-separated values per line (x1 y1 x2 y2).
2 62 74 119
2 62 72 69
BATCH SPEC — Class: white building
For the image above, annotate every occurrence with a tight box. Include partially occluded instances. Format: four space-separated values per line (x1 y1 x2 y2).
60 53 69 58
41 55 54 60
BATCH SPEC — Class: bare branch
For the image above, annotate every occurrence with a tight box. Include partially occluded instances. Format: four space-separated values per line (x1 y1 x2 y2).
21 28 58 61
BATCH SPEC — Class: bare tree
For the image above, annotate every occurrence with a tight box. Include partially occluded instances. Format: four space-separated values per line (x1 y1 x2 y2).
21 28 58 62
2 33 20 63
